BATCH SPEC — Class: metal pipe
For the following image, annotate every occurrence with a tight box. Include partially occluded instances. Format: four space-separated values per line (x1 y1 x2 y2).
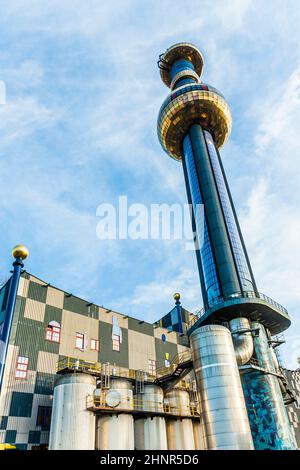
229 317 253 365
0 246 28 391
190 325 254 450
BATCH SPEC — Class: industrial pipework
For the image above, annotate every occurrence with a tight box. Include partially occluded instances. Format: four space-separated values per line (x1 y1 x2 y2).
229 318 254 366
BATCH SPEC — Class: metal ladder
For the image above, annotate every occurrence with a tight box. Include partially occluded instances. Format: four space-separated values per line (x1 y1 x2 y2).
101 362 110 389
135 370 145 394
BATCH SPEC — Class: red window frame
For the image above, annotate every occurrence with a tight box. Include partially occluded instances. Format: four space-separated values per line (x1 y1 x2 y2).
45 325 61 343
15 356 29 379
90 339 99 351
75 332 84 350
112 334 120 352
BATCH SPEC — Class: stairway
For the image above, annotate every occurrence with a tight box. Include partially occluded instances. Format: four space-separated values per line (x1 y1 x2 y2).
154 351 193 392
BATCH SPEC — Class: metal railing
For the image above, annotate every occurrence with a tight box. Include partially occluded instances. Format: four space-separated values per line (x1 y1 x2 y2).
57 357 140 380
155 351 192 378
187 291 288 331
57 357 102 374
87 394 200 417
57 355 194 388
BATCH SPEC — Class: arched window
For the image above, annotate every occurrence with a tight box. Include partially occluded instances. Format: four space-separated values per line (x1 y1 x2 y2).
45 321 61 343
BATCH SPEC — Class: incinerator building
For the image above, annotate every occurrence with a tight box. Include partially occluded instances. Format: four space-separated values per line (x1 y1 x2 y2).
0 42 299 450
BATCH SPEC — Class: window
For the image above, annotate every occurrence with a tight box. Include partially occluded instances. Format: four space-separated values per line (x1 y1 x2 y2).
148 359 156 375
36 406 52 430
75 332 85 350
90 339 99 351
112 334 120 352
45 321 61 343
15 356 29 379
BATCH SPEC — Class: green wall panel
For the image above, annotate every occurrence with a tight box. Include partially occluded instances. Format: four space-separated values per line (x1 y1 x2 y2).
34 372 55 395
155 337 178 369
44 305 62 325
128 318 154 336
63 295 98 319
28 430 41 444
98 321 129 368
9 392 33 417
5 430 17 443
0 416 8 430
15 444 27 450
27 281 47 304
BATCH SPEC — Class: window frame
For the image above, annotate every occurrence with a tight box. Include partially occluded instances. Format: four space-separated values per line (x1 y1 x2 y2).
75 332 85 350
90 338 99 352
15 355 29 379
112 334 120 352
45 324 61 343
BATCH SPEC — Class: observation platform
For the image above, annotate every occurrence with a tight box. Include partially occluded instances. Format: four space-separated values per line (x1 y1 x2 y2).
187 291 291 336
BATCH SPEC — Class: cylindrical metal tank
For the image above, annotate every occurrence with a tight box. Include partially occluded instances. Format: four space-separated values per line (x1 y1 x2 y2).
241 322 297 450
134 384 167 450
165 388 191 417
165 388 195 450
135 417 167 450
193 418 207 450
190 325 254 450
49 373 96 450
96 414 134 450
96 378 134 450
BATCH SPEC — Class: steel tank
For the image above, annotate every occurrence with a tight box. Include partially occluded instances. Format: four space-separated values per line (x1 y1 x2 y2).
49 373 96 450
190 325 254 450
96 378 134 450
134 384 167 450
241 322 297 450
192 418 207 450
165 388 195 450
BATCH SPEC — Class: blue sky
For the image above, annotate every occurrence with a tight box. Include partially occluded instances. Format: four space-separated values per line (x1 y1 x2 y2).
0 0 300 368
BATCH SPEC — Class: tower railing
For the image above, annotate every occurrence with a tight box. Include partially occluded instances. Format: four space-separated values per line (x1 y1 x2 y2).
187 291 288 330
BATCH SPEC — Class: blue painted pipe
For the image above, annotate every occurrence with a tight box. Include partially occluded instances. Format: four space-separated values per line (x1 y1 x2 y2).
0 257 23 391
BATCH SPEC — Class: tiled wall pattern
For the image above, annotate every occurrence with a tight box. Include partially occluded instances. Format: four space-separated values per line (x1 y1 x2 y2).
0 272 190 449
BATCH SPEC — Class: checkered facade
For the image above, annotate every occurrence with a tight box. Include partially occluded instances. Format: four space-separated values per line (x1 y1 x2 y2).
0 272 190 449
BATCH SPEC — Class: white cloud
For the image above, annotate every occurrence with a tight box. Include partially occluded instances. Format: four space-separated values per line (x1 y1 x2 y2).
239 60 300 368
0 96 61 146
2 60 44 89
113 264 200 323
0 0 299 371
